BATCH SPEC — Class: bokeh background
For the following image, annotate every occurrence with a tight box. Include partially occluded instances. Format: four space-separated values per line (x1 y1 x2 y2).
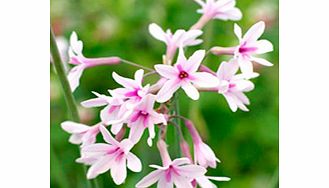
50 0 278 187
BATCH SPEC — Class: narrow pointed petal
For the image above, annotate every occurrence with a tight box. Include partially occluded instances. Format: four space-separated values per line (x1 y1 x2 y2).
238 58 254 76
223 93 238 112
136 170 162 188
154 64 178 79
251 56 273 66
134 69 144 85
243 21 265 43
172 158 191 166
184 50 205 73
181 82 200 100
191 72 219 88
67 64 85 92
196 176 217 188
87 155 114 179
177 47 187 65
149 23 167 43
112 72 137 89
156 79 180 103
127 153 142 172
61 121 90 133
128 120 146 144
207 176 231 181
173 175 193 188
111 158 127 185
234 23 242 40
99 125 119 146
178 165 207 178
254 40 273 54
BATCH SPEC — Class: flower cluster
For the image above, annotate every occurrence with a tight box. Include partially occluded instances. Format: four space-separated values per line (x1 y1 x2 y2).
59 1 273 187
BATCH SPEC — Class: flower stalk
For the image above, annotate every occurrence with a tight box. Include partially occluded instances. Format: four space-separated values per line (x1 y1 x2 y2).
50 27 80 122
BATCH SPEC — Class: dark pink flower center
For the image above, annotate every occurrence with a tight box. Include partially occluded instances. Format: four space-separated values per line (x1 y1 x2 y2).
238 46 257 54
165 165 180 182
229 83 236 88
178 71 189 79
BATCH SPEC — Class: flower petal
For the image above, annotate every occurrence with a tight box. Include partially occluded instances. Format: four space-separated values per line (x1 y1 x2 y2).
223 93 238 112
207 176 231 181
243 21 265 43
172 158 191 166
112 71 137 89
136 170 162 188
178 164 207 178
67 64 85 92
154 64 178 79
158 176 174 188
156 79 180 103
128 119 146 144
191 72 219 88
134 69 144 86
127 152 142 172
254 40 273 54
216 61 239 80
234 23 242 41
251 56 273 66
149 23 167 44
173 176 193 188
61 121 90 133
181 81 200 100
99 125 119 146
87 155 115 179
184 50 205 73
238 58 254 76
81 143 113 153
196 176 217 188
111 158 127 185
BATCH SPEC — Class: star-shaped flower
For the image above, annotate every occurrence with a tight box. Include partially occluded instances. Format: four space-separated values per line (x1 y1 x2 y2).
155 48 219 102
77 125 142 184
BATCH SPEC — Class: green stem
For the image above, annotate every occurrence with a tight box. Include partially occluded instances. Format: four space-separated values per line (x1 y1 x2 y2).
120 58 155 72
172 93 182 157
50 27 80 122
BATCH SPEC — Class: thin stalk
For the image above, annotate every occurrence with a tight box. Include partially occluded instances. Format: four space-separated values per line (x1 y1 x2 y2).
50 28 80 122
120 58 154 72
172 93 182 157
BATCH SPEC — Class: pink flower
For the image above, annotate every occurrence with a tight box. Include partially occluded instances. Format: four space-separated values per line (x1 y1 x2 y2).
194 0 242 21
216 60 255 112
184 120 220 168
155 48 219 102
233 21 273 77
76 125 142 184
149 23 203 63
67 31 120 92
127 94 167 146
136 140 206 188
61 121 101 147
81 91 128 134
111 69 150 105
196 175 231 188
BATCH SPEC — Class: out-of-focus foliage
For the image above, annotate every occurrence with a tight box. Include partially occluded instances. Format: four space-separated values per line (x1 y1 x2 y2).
51 0 278 187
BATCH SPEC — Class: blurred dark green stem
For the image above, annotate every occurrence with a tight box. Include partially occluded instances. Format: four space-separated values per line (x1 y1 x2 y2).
172 93 182 157
50 27 80 122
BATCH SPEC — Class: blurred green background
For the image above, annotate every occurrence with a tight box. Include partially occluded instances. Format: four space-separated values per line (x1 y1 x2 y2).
51 0 278 187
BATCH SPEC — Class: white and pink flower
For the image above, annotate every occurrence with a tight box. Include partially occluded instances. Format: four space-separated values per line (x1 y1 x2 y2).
67 31 121 92
184 120 220 168
127 94 167 146
61 121 101 147
77 125 142 184
216 60 255 112
81 91 128 134
136 140 206 188
233 21 273 77
194 0 242 21
111 69 150 104
155 48 219 102
149 23 203 63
